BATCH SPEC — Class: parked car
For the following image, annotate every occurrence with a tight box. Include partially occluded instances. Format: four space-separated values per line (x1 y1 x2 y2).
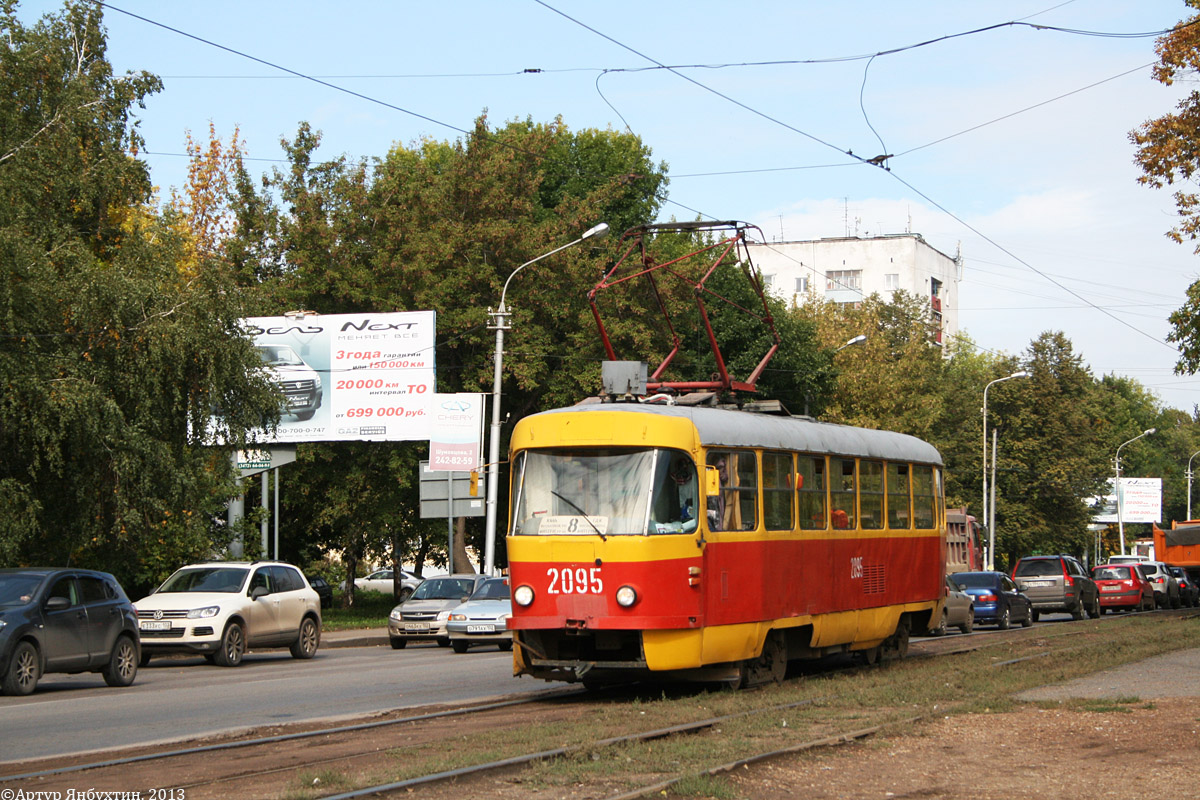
1012 554 1099 621
388 573 490 649
446 578 514 652
136 561 321 667
1136 561 1181 609
1107 554 1152 565
1166 565 1198 608
343 568 422 601
1091 563 1155 614
0 568 140 696
306 574 333 609
949 571 1033 629
928 575 974 636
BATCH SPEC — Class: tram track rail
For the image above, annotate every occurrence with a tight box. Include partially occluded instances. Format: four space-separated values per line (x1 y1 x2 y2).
4 612 1196 800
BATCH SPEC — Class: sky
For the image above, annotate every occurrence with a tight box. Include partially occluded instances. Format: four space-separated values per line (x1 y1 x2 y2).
18 0 1200 411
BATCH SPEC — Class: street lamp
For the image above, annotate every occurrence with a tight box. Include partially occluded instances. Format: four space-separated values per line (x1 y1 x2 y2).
982 370 1029 569
1188 449 1200 521
1115 427 1156 556
836 334 867 352
482 222 610 575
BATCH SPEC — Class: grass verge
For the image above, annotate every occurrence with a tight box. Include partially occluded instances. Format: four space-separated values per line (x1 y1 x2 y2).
283 613 1200 799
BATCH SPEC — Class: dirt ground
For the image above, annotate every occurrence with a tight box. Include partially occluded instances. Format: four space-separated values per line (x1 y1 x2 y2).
725 650 1200 800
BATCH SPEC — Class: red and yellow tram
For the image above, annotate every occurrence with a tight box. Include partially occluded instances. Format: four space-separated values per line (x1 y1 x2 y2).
505 401 947 687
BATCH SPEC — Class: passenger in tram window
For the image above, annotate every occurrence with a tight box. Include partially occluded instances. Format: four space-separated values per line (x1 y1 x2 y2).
831 508 850 529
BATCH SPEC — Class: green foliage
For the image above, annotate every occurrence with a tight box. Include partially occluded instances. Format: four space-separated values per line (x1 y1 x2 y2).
1131 2 1200 374
226 114 669 574
0 2 280 587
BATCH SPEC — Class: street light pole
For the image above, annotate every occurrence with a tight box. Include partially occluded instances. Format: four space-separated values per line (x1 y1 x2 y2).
1114 427 1156 556
1188 449 1200 521
836 334 867 352
982 370 1029 570
482 223 610 576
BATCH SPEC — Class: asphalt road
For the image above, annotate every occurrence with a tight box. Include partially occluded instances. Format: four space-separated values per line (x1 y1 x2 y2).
0 610 1120 765
0 636 542 765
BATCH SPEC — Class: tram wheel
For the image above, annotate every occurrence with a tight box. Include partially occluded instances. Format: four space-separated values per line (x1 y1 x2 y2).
858 645 881 666
722 662 747 690
745 631 787 686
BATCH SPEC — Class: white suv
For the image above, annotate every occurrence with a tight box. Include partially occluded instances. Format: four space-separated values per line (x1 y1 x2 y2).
136 561 321 666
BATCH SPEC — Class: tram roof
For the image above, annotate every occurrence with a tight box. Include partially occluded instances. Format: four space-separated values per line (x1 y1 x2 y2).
535 403 943 466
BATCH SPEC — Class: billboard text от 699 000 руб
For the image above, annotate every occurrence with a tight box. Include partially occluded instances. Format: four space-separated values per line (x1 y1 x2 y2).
240 311 436 444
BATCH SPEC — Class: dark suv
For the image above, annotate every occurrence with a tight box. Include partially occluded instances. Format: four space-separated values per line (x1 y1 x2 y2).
0 568 141 695
1012 555 1099 621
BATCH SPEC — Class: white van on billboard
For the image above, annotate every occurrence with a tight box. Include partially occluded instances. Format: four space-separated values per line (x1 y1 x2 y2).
232 311 437 444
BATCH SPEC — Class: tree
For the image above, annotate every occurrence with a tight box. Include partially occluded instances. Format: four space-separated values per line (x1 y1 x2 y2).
990 332 1109 567
0 2 280 588
1130 1 1200 371
226 114 669 581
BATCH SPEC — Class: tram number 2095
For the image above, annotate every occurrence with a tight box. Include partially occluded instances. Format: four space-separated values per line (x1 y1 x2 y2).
546 567 603 595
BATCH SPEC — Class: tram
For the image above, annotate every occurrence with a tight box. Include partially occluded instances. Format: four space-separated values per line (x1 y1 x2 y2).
505 400 947 687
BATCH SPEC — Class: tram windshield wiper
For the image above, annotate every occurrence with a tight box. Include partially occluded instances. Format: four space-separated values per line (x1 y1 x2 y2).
549 491 607 540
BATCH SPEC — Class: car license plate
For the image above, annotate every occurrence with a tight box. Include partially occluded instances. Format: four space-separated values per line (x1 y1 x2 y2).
466 624 495 634
1024 580 1051 587
404 622 429 632
140 620 171 631
1101 585 1120 592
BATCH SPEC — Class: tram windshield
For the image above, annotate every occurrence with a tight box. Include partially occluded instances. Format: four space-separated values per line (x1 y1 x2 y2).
509 448 699 536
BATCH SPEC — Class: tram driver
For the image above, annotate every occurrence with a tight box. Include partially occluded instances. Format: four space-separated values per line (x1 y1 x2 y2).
651 455 699 533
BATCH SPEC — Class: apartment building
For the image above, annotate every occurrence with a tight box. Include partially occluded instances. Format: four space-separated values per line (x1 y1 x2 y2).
745 233 962 347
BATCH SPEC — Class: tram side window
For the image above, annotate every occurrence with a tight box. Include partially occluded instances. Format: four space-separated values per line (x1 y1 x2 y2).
763 451 794 531
798 455 826 530
913 464 936 529
706 450 757 531
887 462 911 529
860 460 883 530
831 458 856 529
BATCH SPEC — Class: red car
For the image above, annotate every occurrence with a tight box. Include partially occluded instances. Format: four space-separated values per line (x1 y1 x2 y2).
1091 564 1155 613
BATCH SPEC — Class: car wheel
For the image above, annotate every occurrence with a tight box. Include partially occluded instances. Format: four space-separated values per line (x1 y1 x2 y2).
390 637 407 650
1099 607 1107 615
499 640 514 651
289 616 320 659
1021 608 1033 627
1171 593 1181 609
101 635 138 687
437 637 450 648
1070 602 1084 621
2 640 39 696
1087 597 1101 619
930 609 948 637
451 640 469 654
139 652 152 668
1031 610 1040 623
213 621 245 667
997 607 1011 630
959 609 974 635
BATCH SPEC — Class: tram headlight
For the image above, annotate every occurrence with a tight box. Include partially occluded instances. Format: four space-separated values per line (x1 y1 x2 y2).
513 584 535 606
615 585 638 608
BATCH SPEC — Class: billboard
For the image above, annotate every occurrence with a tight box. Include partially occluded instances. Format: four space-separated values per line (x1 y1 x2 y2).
428 393 484 471
240 311 436 444
1091 477 1162 524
